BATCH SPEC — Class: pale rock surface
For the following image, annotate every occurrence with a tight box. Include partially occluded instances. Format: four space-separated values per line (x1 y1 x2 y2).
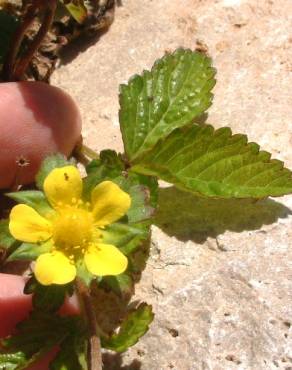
52 0 292 369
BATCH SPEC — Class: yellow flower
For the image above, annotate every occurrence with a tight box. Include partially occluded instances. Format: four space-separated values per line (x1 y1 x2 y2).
9 166 131 286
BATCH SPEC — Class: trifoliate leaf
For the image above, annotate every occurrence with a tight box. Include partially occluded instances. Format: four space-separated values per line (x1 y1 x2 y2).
0 10 18 65
36 154 73 190
119 48 216 161
0 220 17 249
7 191 52 217
132 124 292 198
7 240 52 262
102 303 154 352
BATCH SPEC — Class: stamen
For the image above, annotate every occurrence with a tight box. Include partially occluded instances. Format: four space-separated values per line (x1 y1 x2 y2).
52 208 93 256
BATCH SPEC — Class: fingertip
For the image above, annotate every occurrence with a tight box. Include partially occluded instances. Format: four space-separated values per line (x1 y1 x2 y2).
0 82 82 188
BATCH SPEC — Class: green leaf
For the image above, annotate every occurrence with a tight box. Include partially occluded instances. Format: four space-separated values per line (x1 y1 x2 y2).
102 222 149 255
24 277 72 313
76 259 94 287
0 352 26 370
127 241 150 275
117 174 158 222
0 220 17 249
7 241 52 262
36 154 73 190
0 313 77 370
132 124 292 199
83 150 125 199
7 190 52 217
102 303 154 352
127 185 153 222
86 150 124 175
101 273 133 298
0 10 18 65
119 48 216 161
61 0 88 24
120 177 157 222
49 333 87 370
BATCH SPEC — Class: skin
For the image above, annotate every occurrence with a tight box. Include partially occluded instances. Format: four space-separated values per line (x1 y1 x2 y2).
0 82 82 367
0 81 82 189
0 273 80 370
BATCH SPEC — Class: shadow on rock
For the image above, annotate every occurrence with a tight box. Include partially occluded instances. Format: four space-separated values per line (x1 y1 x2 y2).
155 186 291 243
103 352 141 370
90 239 151 334
58 27 109 66
56 0 116 65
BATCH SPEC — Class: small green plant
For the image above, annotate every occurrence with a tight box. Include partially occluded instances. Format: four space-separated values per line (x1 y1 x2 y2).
0 47 291 370
0 2 291 369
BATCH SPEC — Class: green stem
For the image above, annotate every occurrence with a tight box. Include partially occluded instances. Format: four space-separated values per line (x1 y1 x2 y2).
73 142 100 166
81 144 100 160
75 278 103 370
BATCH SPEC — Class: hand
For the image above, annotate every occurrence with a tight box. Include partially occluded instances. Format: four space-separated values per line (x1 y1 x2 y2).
0 273 79 369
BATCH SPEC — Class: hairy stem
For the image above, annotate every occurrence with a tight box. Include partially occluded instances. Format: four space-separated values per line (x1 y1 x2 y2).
13 0 57 80
81 144 100 160
75 278 103 370
2 2 38 81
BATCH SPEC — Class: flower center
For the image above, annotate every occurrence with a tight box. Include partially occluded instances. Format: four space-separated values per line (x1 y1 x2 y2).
53 208 93 253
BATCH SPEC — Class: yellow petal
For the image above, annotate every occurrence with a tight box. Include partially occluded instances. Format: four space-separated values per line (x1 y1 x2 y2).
84 243 128 276
34 251 76 285
44 166 82 208
9 204 52 243
91 181 131 227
